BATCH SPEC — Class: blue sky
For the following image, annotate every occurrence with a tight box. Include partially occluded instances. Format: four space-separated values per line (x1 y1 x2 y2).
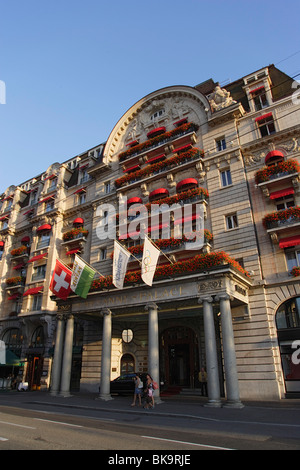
0 0 300 193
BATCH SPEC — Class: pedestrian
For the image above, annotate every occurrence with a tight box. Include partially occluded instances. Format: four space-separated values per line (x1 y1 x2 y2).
143 374 155 409
198 367 207 396
131 374 143 407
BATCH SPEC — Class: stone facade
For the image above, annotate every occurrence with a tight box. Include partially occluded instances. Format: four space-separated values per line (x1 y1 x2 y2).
0 65 300 402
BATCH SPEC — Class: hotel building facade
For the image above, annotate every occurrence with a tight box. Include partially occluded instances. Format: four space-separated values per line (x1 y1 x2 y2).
0 64 300 404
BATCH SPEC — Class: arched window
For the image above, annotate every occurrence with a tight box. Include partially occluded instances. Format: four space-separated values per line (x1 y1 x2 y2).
276 297 300 395
276 298 300 330
2 328 22 357
31 326 44 348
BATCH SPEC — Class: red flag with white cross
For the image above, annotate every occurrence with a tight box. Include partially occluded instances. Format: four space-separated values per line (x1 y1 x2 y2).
50 259 72 300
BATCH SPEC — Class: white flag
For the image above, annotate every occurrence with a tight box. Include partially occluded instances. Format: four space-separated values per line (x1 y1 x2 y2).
141 236 160 287
113 241 131 289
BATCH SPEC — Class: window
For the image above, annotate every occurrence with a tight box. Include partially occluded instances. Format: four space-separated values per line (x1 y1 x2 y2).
78 192 86 205
30 191 38 206
122 329 133 343
216 136 226 152
31 326 44 348
105 181 111 194
37 233 50 249
256 114 276 137
45 200 54 212
99 247 107 261
32 294 42 311
251 87 268 111
151 109 165 121
285 250 300 272
225 213 238 230
220 169 232 187
32 265 46 281
276 195 295 211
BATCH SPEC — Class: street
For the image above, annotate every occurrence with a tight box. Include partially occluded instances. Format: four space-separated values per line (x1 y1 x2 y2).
0 391 300 453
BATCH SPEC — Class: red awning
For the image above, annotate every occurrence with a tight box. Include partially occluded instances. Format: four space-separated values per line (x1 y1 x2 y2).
173 118 188 127
126 140 139 147
39 195 55 204
73 217 84 225
146 223 169 233
174 214 201 225
279 235 300 249
147 127 166 138
250 86 265 94
28 253 48 263
149 188 169 199
13 263 25 270
23 209 34 216
255 112 273 122
3 195 13 201
0 215 9 221
147 154 166 164
0 241 4 247
23 286 44 296
73 188 86 194
265 150 284 164
37 224 51 232
172 144 192 154
176 178 198 191
8 293 21 300
21 236 30 243
127 197 143 205
66 248 80 255
123 165 140 173
269 187 294 200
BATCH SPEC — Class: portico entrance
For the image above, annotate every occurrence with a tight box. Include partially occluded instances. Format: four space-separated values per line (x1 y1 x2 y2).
161 326 199 387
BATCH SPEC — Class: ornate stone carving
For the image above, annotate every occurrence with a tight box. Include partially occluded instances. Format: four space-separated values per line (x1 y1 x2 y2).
208 86 237 112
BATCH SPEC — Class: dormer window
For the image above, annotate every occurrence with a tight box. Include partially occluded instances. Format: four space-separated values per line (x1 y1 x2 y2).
150 109 165 121
250 86 268 111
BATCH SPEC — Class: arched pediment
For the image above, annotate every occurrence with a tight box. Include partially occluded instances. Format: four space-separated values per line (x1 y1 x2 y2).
103 85 211 164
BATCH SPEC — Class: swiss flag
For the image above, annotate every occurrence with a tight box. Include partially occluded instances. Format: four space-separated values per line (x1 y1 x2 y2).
50 259 72 300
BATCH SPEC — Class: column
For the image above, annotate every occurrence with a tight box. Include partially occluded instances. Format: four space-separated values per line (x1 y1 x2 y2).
98 308 113 401
59 314 74 397
198 297 221 407
216 294 244 408
50 314 65 396
145 302 162 403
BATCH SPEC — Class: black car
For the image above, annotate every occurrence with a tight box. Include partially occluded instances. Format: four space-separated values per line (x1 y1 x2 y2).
110 373 147 395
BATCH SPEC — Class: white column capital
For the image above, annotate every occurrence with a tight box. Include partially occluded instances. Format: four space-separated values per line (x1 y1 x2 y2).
198 295 214 304
100 308 112 317
215 293 233 302
145 302 159 312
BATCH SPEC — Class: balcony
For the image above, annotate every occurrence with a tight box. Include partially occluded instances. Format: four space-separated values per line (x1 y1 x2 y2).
255 159 300 186
116 147 203 189
263 206 300 232
119 122 199 163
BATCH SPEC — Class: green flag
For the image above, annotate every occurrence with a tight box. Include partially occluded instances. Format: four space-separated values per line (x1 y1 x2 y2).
70 255 96 299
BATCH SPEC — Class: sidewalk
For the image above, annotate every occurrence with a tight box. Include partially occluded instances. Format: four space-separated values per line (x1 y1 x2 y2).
2 389 300 423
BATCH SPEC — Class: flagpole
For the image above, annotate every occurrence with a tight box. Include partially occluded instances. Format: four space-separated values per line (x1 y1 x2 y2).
116 239 142 266
145 234 174 265
75 253 104 278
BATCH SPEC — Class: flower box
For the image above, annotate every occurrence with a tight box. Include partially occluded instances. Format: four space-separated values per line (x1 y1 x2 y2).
11 245 28 257
262 206 300 229
255 160 300 185
119 122 199 162
115 147 203 188
92 251 249 292
6 276 25 286
62 228 89 241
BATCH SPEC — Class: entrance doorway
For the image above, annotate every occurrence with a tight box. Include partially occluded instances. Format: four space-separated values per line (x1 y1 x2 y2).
161 327 198 387
26 355 43 390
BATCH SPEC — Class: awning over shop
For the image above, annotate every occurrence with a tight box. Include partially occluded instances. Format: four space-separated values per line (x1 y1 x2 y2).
0 349 22 366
